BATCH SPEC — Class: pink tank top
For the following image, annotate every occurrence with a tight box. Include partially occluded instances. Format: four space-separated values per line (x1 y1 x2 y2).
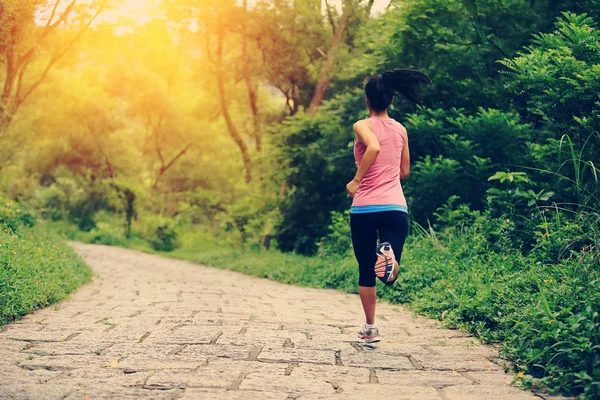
352 118 407 208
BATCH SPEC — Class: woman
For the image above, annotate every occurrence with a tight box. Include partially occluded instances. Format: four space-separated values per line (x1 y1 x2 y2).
346 69 433 343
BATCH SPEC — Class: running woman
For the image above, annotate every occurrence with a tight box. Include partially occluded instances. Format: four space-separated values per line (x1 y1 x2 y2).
346 69 433 343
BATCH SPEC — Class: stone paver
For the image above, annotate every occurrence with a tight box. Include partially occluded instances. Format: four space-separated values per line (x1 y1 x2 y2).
0 243 554 399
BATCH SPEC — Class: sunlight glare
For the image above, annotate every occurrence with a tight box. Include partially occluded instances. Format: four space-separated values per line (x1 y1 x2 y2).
103 0 159 27
36 0 160 33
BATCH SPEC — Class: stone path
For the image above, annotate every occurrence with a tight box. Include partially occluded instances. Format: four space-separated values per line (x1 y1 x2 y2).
0 243 548 400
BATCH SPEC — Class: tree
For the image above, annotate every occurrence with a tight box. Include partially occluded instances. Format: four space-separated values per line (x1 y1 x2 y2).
0 0 109 136
307 0 352 113
29 72 130 183
102 19 201 191
307 0 374 112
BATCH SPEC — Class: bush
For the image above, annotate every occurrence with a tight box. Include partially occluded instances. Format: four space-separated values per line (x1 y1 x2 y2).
69 191 110 232
0 198 37 232
224 189 280 250
149 219 179 252
317 210 352 257
39 185 69 221
0 226 92 326
176 189 226 226
89 222 127 247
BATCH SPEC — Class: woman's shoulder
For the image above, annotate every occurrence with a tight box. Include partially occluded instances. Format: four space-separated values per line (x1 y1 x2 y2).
353 118 373 132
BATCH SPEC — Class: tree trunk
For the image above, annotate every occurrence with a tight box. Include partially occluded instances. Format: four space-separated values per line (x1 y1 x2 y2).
366 0 375 15
261 234 271 250
217 73 252 183
214 27 252 183
306 6 351 113
0 48 16 133
241 0 261 153
291 84 299 115
245 77 262 152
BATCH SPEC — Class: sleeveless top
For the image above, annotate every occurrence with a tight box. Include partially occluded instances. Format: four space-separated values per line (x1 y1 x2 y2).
351 117 408 214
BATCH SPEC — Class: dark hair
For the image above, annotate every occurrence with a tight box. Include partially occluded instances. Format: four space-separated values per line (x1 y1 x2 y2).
364 69 434 112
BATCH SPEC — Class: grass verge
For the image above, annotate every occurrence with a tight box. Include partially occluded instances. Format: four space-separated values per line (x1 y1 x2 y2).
0 226 92 326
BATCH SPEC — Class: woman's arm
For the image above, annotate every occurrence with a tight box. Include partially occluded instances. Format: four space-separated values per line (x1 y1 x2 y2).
347 120 381 198
400 126 410 179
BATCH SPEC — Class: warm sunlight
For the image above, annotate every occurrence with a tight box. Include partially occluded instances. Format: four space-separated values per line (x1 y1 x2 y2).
37 0 160 32
3 1 599 398
103 0 160 27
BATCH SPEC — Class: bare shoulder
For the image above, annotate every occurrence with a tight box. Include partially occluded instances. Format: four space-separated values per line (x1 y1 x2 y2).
353 119 372 132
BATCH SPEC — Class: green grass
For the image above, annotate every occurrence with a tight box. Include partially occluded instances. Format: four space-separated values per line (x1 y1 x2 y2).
0 226 92 326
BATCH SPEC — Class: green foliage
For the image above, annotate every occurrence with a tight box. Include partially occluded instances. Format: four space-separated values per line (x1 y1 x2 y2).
220 181 281 250
317 210 352 257
381 0 539 110
502 13 600 207
148 218 180 252
0 226 92 326
43 220 90 242
89 222 127 247
0 197 36 232
401 107 532 222
530 209 599 265
68 190 111 232
502 13 600 130
176 189 226 226
486 171 553 218
433 195 478 228
39 185 69 221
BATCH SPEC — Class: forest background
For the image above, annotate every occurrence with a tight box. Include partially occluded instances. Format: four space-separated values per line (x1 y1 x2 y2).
0 0 599 398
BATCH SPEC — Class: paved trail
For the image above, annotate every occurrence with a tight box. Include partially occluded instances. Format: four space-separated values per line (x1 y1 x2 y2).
0 243 545 400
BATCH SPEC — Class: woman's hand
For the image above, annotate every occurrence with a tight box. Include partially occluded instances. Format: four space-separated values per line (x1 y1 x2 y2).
346 179 360 198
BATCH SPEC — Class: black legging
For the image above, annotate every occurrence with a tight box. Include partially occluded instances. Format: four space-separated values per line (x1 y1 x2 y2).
350 211 409 287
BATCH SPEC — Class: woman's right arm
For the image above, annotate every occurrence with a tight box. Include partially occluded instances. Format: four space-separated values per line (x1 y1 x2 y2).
346 120 381 198
400 126 410 179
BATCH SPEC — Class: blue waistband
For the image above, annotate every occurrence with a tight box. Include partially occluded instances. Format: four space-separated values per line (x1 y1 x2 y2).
351 204 408 214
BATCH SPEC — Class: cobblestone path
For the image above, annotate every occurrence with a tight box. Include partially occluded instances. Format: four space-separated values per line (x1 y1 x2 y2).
0 243 549 400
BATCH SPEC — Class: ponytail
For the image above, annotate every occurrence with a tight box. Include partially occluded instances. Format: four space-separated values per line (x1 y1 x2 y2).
365 69 433 112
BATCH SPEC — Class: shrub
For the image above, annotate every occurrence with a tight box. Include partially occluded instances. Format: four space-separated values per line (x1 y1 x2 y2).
42 220 89 241
225 190 280 250
177 189 226 226
317 210 352 257
39 185 69 221
69 191 110 232
149 219 179 252
0 198 37 232
89 222 127 247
